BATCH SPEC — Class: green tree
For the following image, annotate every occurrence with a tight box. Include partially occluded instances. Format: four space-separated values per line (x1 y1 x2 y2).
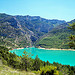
33 55 41 71
21 50 33 71
21 51 29 71
68 23 75 49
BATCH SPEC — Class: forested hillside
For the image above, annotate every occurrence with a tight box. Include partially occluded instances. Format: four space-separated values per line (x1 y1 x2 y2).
0 13 66 48
35 20 75 49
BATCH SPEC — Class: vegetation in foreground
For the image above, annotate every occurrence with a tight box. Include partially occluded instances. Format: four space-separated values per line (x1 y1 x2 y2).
0 65 36 75
0 46 75 75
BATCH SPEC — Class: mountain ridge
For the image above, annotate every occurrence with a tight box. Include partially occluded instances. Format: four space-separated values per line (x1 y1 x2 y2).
0 13 74 49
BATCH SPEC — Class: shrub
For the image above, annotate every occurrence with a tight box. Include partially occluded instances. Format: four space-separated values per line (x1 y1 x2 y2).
40 66 59 75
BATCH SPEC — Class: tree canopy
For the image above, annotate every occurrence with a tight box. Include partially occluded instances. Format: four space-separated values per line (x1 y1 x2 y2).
68 23 75 49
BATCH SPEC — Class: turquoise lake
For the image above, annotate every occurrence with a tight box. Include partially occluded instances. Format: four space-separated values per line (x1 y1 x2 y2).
9 47 75 66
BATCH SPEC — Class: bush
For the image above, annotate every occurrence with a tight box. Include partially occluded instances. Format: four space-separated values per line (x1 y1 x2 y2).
2 58 7 65
40 66 59 75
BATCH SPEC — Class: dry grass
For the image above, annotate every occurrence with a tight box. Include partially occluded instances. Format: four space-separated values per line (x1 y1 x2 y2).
0 65 36 75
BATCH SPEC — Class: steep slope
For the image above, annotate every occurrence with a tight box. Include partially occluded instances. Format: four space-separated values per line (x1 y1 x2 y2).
0 13 66 48
0 13 32 48
35 20 75 49
15 15 66 33
15 15 66 42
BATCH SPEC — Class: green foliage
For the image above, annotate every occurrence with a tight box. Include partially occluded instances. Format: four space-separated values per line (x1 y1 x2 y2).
1 46 75 75
40 66 59 75
36 28 74 49
68 23 75 49
20 51 33 71
68 22 75 31
2 58 7 65
0 46 21 68
68 37 75 49
32 55 41 71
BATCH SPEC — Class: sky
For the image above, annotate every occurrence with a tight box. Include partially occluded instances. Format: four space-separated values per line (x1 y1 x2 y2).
0 0 75 22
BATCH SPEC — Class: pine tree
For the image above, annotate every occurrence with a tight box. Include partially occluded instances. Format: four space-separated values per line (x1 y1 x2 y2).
68 23 75 49
33 55 41 71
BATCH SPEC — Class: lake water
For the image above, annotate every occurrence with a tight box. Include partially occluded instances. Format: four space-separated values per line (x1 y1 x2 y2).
9 47 75 66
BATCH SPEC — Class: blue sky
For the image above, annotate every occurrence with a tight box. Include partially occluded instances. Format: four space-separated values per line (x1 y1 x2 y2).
0 0 75 21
